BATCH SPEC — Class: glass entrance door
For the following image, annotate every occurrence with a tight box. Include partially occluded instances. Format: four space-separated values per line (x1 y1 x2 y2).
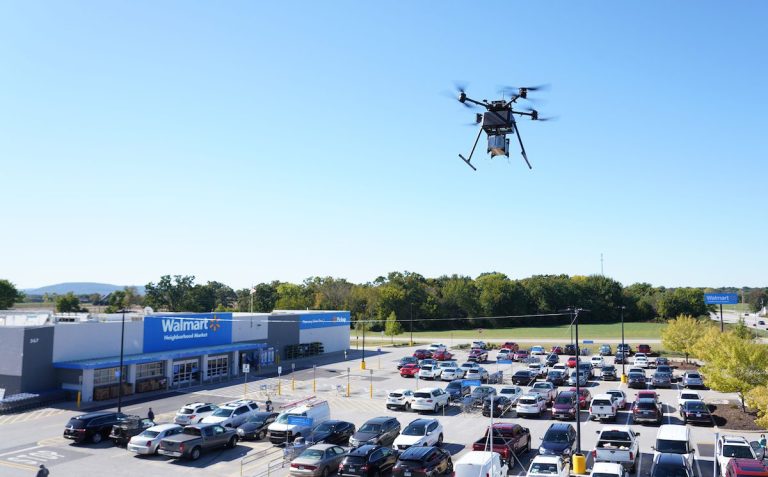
172 359 199 386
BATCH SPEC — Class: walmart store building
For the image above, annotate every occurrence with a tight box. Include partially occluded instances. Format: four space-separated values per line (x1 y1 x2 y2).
0 310 350 403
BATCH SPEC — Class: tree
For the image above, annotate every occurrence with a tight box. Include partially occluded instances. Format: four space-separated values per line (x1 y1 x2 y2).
104 290 127 313
123 286 143 306
657 288 710 319
661 315 709 363
55 292 85 312
275 282 312 309
384 311 402 343
733 317 755 340
745 386 768 429
699 332 768 411
746 288 768 313
144 275 196 311
0 279 24 309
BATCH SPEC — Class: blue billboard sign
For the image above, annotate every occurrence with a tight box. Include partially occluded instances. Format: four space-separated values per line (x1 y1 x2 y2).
143 313 233 353
704 293 738 305
286 415 313 427
299 312 351 330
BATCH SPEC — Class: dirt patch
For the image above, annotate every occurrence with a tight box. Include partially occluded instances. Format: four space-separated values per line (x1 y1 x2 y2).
669 360 701 371
709 401 766 431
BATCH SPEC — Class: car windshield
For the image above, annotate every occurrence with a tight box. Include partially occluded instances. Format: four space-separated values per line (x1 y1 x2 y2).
67 418 87 428
555 395 574 405
637 401 657 410
314 422 336 432
402 423 427 435
544 430 569 443
685 402 707 411
414 392 431 399
275 413 304 424
603 366 615 371
653 464 689 477
687 374 701 379
447 382 461 390
140 430 160 438
530 462 559 474
247 416 266 424
358 423 381 433
212 408 233 417
722 445 754 458
299 449 324 460
656 439 688 453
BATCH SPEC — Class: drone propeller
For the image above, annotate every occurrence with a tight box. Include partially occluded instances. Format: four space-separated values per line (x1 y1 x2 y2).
501 84 550 99
518 106 557 121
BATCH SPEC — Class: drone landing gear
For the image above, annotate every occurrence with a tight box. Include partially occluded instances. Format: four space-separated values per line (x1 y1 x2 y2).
458 127 483 171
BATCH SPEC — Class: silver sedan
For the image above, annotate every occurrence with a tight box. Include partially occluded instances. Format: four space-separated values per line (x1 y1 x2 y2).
289 444 347 477
127 424 183 455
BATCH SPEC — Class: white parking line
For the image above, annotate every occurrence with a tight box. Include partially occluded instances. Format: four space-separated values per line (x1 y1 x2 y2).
0 445 42 458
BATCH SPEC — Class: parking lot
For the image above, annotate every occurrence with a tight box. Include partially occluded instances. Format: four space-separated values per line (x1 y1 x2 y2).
0 342 759 477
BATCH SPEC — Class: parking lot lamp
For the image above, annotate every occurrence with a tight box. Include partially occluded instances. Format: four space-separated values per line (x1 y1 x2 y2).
618 305 626 377
117 308 127 413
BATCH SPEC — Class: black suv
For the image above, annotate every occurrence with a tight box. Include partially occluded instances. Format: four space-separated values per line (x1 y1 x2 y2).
393 446 453 477
339 445 398 477
445 380 471 401
601 365 618 381
538 423 577 457
564 344 577 356
309 420 356 445
349 417 401 447
64 411 126 444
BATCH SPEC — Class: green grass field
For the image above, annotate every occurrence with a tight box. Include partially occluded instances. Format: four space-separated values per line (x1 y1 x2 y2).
403 322 667 341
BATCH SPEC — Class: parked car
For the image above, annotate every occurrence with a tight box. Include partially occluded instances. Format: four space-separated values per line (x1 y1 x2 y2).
349 417 401 447
724 459 768 477
606 389 627 410
551 391 579 420
682 372 704 388
679 400 712 425
236 412 279 440
483 396 515 417
445 380 471 401
545 353 559 367
590 462 627 477
455 451 508 477
599 344 612 356
568 387 592 409
527 455 570 477
400 364 420 378
202 399 259 428
496 349 514 361
638 344 652 355
514 350 531 361
538 423 576 457
418 365 439 380
393 418 443 450
308 420 356 445
459 362 479 374
158 423 238 460
633 354 650 368
717 435 758 477
653 425 694 468
649 453 694 477
632 398 663 425
127 423 183 455
636 390 659 402
566 356 578 368
387 389 415 411
551 346 564 355
338 445 398 477
109 415 155 446
413 349 432 360
392 446 453 477
531 382 557 403
498 386 523 405
516 393 548 418
547 370 567 386
468 348 488 363
677 391 702 411
289 444 348 477
593 427 641 472
655 357 670 367
419 358 437 368
470 341 486 350
590 355 605 368
564 344 577 356
502 342 520 352
614 353 628 365
617 344 632 355
411 388 450 413
465 367 490 382
439 366 463 381
472 423 531 466
268 399 331 445
63 411 126 444
432 350 453 361
397 357 419 369
652 370 673 388
174 402 219 425
568 370 588 387
627 370 647 389
589 394 619 422
601 365 618 381
511 370 538 385
528 362 547 378
531 346 546 355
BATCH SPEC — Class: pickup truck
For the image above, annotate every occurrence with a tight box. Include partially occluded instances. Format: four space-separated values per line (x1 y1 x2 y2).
590 462 627 477
158 423 238 460
109 415 154 446
530 382 557 403
592 427 640 472
589 394 619 422
472 423 531 466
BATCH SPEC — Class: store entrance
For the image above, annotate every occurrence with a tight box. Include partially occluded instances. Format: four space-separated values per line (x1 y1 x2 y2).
172 359 199 386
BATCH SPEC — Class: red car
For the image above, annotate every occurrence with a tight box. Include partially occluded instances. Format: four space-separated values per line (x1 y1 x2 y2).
501 342 519 352
513 350 529 361
638 344 652 355
568 387 592 409
550 346 563 355
413 349 432 360
726 459 768 477
635 390 659 402
567 356 578 368
400 363 420 377
432 350 454 361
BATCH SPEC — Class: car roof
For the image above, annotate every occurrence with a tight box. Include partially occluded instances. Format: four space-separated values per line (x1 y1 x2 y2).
533 455 562 464
656 453 687 466
730 459 768 475
308 443 338 450
455 451 500 466
391 388 412 393
148 423 183 432
546 423 573 432
656 425 689 440
400 446 440 459
415 387 440 392
74 411 117 419
408 418 436 426
366 416 397 424
720 435 750 444
592 394 613 400
183 402 213 408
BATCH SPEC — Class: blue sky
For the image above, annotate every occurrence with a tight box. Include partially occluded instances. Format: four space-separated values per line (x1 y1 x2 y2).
1 1 766 289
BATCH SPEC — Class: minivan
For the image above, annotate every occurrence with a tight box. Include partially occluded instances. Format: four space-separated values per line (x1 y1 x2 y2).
653 425 694 468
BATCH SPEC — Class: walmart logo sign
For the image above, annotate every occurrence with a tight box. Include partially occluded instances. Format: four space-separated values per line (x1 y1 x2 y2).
144 313 233 353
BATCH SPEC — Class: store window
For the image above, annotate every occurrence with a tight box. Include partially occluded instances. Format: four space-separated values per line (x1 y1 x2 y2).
207 355 229 378
136 361 163 379
94 366 127 386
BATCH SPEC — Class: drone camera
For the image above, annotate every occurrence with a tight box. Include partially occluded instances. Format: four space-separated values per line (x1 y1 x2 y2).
487 135 510 158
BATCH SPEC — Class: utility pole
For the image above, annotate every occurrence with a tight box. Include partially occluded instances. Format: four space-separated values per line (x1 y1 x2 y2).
618 305 626 378
409 303 414 346
117 308 127 413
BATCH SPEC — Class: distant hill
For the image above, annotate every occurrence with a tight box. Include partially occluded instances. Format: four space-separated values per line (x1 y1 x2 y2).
22 282 145 296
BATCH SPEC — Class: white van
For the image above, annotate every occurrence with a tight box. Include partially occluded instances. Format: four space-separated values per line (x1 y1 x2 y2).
454 451 508 477
267 398 330 445
653 425 694 467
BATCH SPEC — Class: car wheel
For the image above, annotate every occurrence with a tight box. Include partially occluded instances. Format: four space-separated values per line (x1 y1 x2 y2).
437 434 443 446
321 467 329 477
259 430 266 440
433 404 438 413
190 446 201 460
91 432 103 444
405 402 411 412
372 471 380 477
227 436 237 449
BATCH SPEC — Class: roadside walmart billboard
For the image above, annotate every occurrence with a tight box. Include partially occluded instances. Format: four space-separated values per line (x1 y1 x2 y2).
144 313 233 353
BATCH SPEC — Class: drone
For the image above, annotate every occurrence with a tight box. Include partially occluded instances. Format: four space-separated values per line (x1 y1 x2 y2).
454 85 551 171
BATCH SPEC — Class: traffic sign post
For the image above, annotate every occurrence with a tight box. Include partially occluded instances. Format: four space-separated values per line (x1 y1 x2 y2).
242 363 250 398
705 293 739 332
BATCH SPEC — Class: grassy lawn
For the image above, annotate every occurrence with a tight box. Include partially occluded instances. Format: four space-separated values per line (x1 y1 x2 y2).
721 303 751 312
401 322 667 341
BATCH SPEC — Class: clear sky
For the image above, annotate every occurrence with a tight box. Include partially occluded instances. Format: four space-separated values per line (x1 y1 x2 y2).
1 1 766 290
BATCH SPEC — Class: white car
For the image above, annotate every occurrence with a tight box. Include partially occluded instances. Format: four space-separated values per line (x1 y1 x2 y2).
393 418 444 450
437 360 458 372
677 390 702 410
460 362 480 374
530 382 557 403
386 389 415 411
174 402 219 425
498 386 524 405
497 349 513 361
530 346 546 355
440 367 464 381
633 354 649 368
411 388 450 413
516 393 548 418
590 355 605 368
590 462 627 477
418 364 440 380
127 424 183 455
552 363 568 373
527 362 547 378
201 399 259 428
465 367 489 382
716 435 757 476
606 389 627 410
428 343 448 352
527 455 570 477
471 341 486 350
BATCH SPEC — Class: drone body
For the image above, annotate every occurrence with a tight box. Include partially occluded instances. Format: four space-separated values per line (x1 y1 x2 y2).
455 86 549 171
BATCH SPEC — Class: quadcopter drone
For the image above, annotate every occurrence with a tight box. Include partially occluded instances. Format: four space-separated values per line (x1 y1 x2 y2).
454 85 550 171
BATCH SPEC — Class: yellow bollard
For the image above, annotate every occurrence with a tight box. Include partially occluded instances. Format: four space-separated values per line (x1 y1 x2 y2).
572 453 586 474
278 380 282 396
621 374 628 384
76 391 81 409
370 382 373 399
361 361 366 370
313 379 316 393
292 377 295 391
346 382 350 397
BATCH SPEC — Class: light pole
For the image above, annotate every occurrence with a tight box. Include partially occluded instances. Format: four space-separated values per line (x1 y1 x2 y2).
117 308 127 413
618 305 626 378
409 303 413 346
361 315 367 370
562 306 588 458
